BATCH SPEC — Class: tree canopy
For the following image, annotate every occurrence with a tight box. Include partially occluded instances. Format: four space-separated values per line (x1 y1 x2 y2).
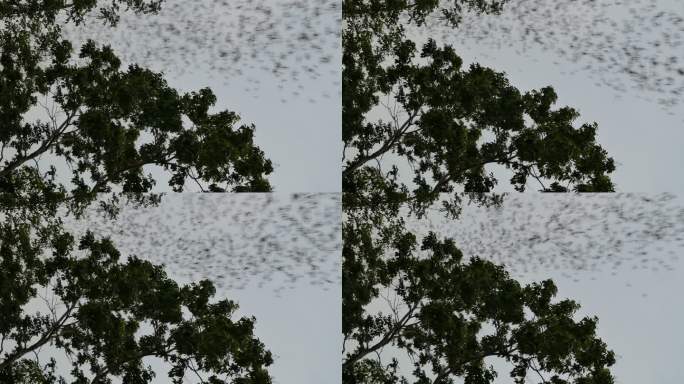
1 2 275 382
0 172 274 383
342 1 617 383
342 0 615 217
0 0 163 27
1 0 273 217
0 214 272 383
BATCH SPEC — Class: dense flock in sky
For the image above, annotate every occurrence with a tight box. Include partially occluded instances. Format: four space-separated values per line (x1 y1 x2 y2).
417 0 684 114
60 194 341 292
407 193 684 282
61 0 340 101
60 0 684 113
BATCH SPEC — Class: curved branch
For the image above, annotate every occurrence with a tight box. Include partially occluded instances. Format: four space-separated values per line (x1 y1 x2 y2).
0 301 77 371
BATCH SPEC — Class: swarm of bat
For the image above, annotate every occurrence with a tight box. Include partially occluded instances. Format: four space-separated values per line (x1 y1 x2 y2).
59 0 682 111
60 193 341 292
415 0 684 115
60 0 340 102
405 193 684 285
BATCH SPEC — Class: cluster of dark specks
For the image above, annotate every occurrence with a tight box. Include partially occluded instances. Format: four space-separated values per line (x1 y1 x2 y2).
415 0 684 115
407 193 684 284
61 0 341 103
61 193 341 292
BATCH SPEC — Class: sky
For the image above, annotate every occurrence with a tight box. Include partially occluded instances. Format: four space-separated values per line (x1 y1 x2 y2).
360 193 684 384
443 0 684 193
472 194 684 384
61 0 341 193
56 193 342 384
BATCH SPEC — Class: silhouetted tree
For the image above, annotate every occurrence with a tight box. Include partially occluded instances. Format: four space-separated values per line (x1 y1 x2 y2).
343 0 615 217
0 182 273 383
1 3 275 382
1 0 272 217
343 2 617 383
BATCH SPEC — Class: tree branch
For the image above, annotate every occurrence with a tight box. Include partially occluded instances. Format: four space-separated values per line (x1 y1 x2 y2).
0 109 78 178
0 301 77 370
344 108 420 176
344 301 420 367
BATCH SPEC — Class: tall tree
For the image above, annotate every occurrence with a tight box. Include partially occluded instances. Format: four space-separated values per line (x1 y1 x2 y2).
343 0 615 216
1 0 273 217
1 2 274 382
342 1 617 383
0 175 274 383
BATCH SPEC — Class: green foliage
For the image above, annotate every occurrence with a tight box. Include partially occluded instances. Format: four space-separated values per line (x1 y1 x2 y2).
0 152 274 381
1 0 273 217
0 0 164 27
342 219 616 384
0 220 273 383
1 2 275 382
0 149 275 383
342 0 615 217
343 1 617 383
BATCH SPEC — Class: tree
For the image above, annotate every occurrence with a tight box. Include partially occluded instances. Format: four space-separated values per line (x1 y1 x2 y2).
1 2 274 382
0 0 164 27
0 203 272 383
343 0 616 217
343 230 616 384
1 0 273 218
0 171 273 383
342 1 617 383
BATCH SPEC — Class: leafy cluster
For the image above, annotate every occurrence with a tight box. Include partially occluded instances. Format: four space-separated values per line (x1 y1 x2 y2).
0 0 163 27
1 0 273 216
343 0 615 217
1 2 275 382
0 219 272 383
342 1 617 383
343 219 616 384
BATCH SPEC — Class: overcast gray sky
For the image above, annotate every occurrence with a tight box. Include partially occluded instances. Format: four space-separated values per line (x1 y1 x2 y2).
57 193 341 384
62 0 341 193
361 193 684 384
475 194 684 384
445 0 684 193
